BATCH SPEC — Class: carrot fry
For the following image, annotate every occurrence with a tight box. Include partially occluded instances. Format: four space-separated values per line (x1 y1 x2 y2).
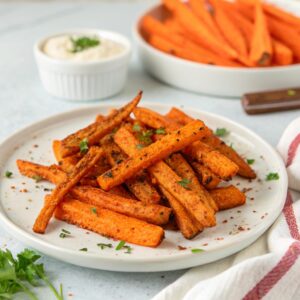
17 160 66 185
71 186 171 225
166 153 218 211
55 199 164 247
209 185 246 210
162 0 238 59
250 1 273 66
33 146 104 234
134 107 238 180
98 120 210 190
101 136 161 204
163 17 185 34
160 187 201 239
52 140 63 162
114 126 216 228
272 39 293 66
58 92 141 158
190 161 221 190
166 107 256 179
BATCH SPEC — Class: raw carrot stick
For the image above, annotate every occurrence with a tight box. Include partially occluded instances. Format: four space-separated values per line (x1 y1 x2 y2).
58 92 142 158
163 17 185 34
250 1 273 66
71 186 171 225
97 120 210 190
55 199 164 247
273 39 293 66
33 146 104 234
209 185 246 210
162 0 238 60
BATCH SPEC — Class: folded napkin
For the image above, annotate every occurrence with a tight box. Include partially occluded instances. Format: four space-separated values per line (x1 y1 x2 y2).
153 117 300 300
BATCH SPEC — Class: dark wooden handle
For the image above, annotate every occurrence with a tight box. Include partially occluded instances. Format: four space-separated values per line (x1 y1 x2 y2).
242 88 300 114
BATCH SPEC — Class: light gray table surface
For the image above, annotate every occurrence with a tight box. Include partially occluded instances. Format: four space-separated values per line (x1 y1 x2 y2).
0 1 299 300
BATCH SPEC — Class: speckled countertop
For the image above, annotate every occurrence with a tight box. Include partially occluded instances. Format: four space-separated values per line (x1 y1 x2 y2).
0 1 299 299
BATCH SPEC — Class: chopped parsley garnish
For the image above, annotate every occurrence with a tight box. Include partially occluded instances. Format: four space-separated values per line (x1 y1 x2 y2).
91 207 97 215
32 175 42 182
70 36 100 53
61 229 71 234
79 248 88 252
287 89 296 96
59 228 71 238
247 159 255 165
5 171 13 178
191 248 204 253
97 243 112 250
79 138 89 154
266 172 279 181
123 246 132 254
0 248 64 300
136 144 144 150
155 128 166 135
115 240 126 251
137 130 154 145
214 128 229 137
177 178 191 189
132 123 141 132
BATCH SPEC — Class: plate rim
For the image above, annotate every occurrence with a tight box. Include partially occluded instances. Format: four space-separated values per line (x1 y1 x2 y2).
0 102 288 270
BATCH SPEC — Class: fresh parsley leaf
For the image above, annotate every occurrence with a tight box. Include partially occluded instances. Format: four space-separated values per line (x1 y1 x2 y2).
247 159 255 165
136 144 144 150
137 130 154 145
123 246 132 254
79 248 88 252
91 207 97 215
155 128 166 135
191 248 204 253
214 128 229 137
177 178 191 189
5 171 13 178
79 138 89 154
70 36 100 53
97 243 112 250
61 229 70 235
32 175 42 183
287 89 296 96
132 124 141 132
115 241 126 251
266 172 279 181
59 229 71 238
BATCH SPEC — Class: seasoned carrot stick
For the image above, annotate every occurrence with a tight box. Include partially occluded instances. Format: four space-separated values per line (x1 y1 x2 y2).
52 140 63 162
166 153 218 211
58 92 141 158
33 146 104 234
160 187 201 239
55 199 164 247
163 0 238 60
209 185 246 210
114 126 216 228
166 107 256 179
250 1 272 66
273 39 293 66
97 120 210 190
71 186 171 225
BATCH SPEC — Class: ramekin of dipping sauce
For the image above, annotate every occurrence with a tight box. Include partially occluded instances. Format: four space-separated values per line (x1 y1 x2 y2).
34 29 131 101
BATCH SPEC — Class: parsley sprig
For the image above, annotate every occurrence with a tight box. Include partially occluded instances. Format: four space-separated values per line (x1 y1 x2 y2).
214 128 229 137
177 178 191 190
70 36 100 53
266 172 279 181
0 248 63 300
115 241 133 254
79 138 89 154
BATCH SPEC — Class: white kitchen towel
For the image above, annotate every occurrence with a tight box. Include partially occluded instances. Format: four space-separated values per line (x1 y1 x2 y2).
153 117 300 300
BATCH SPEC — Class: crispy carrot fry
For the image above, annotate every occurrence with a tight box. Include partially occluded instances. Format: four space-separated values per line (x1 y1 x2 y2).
33 146 104 234
58 92 141 158
273 39 293 66
71 186 171 225
17 160 66 185
101 136 161 204
250 1 272 66
134 107 238 180
160 187 201 239
55 199 164 247
209 185 246 210
98 120 210 190
114 126 216 227
52 140 63 162
190 161 221 190
166 107 256 179
163 0 237 60
166 153 218 211
108 185 134 199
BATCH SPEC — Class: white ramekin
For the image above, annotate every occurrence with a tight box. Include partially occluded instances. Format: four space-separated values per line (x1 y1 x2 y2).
34 29 131 101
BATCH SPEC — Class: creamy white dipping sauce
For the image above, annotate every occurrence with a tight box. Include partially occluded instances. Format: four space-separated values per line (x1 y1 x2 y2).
43 34 125 62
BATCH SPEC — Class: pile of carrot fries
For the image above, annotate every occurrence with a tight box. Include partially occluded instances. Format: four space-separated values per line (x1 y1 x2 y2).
141 0 300 67
17 92 255 248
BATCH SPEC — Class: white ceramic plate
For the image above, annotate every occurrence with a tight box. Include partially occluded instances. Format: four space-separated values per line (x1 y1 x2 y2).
0 103 287 272
133 0 300 97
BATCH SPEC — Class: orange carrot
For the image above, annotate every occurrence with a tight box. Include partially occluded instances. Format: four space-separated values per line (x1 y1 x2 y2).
250 1 273 66
162 0 238 60
273 39 293 66
163 17 185 34
55 199 164 247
